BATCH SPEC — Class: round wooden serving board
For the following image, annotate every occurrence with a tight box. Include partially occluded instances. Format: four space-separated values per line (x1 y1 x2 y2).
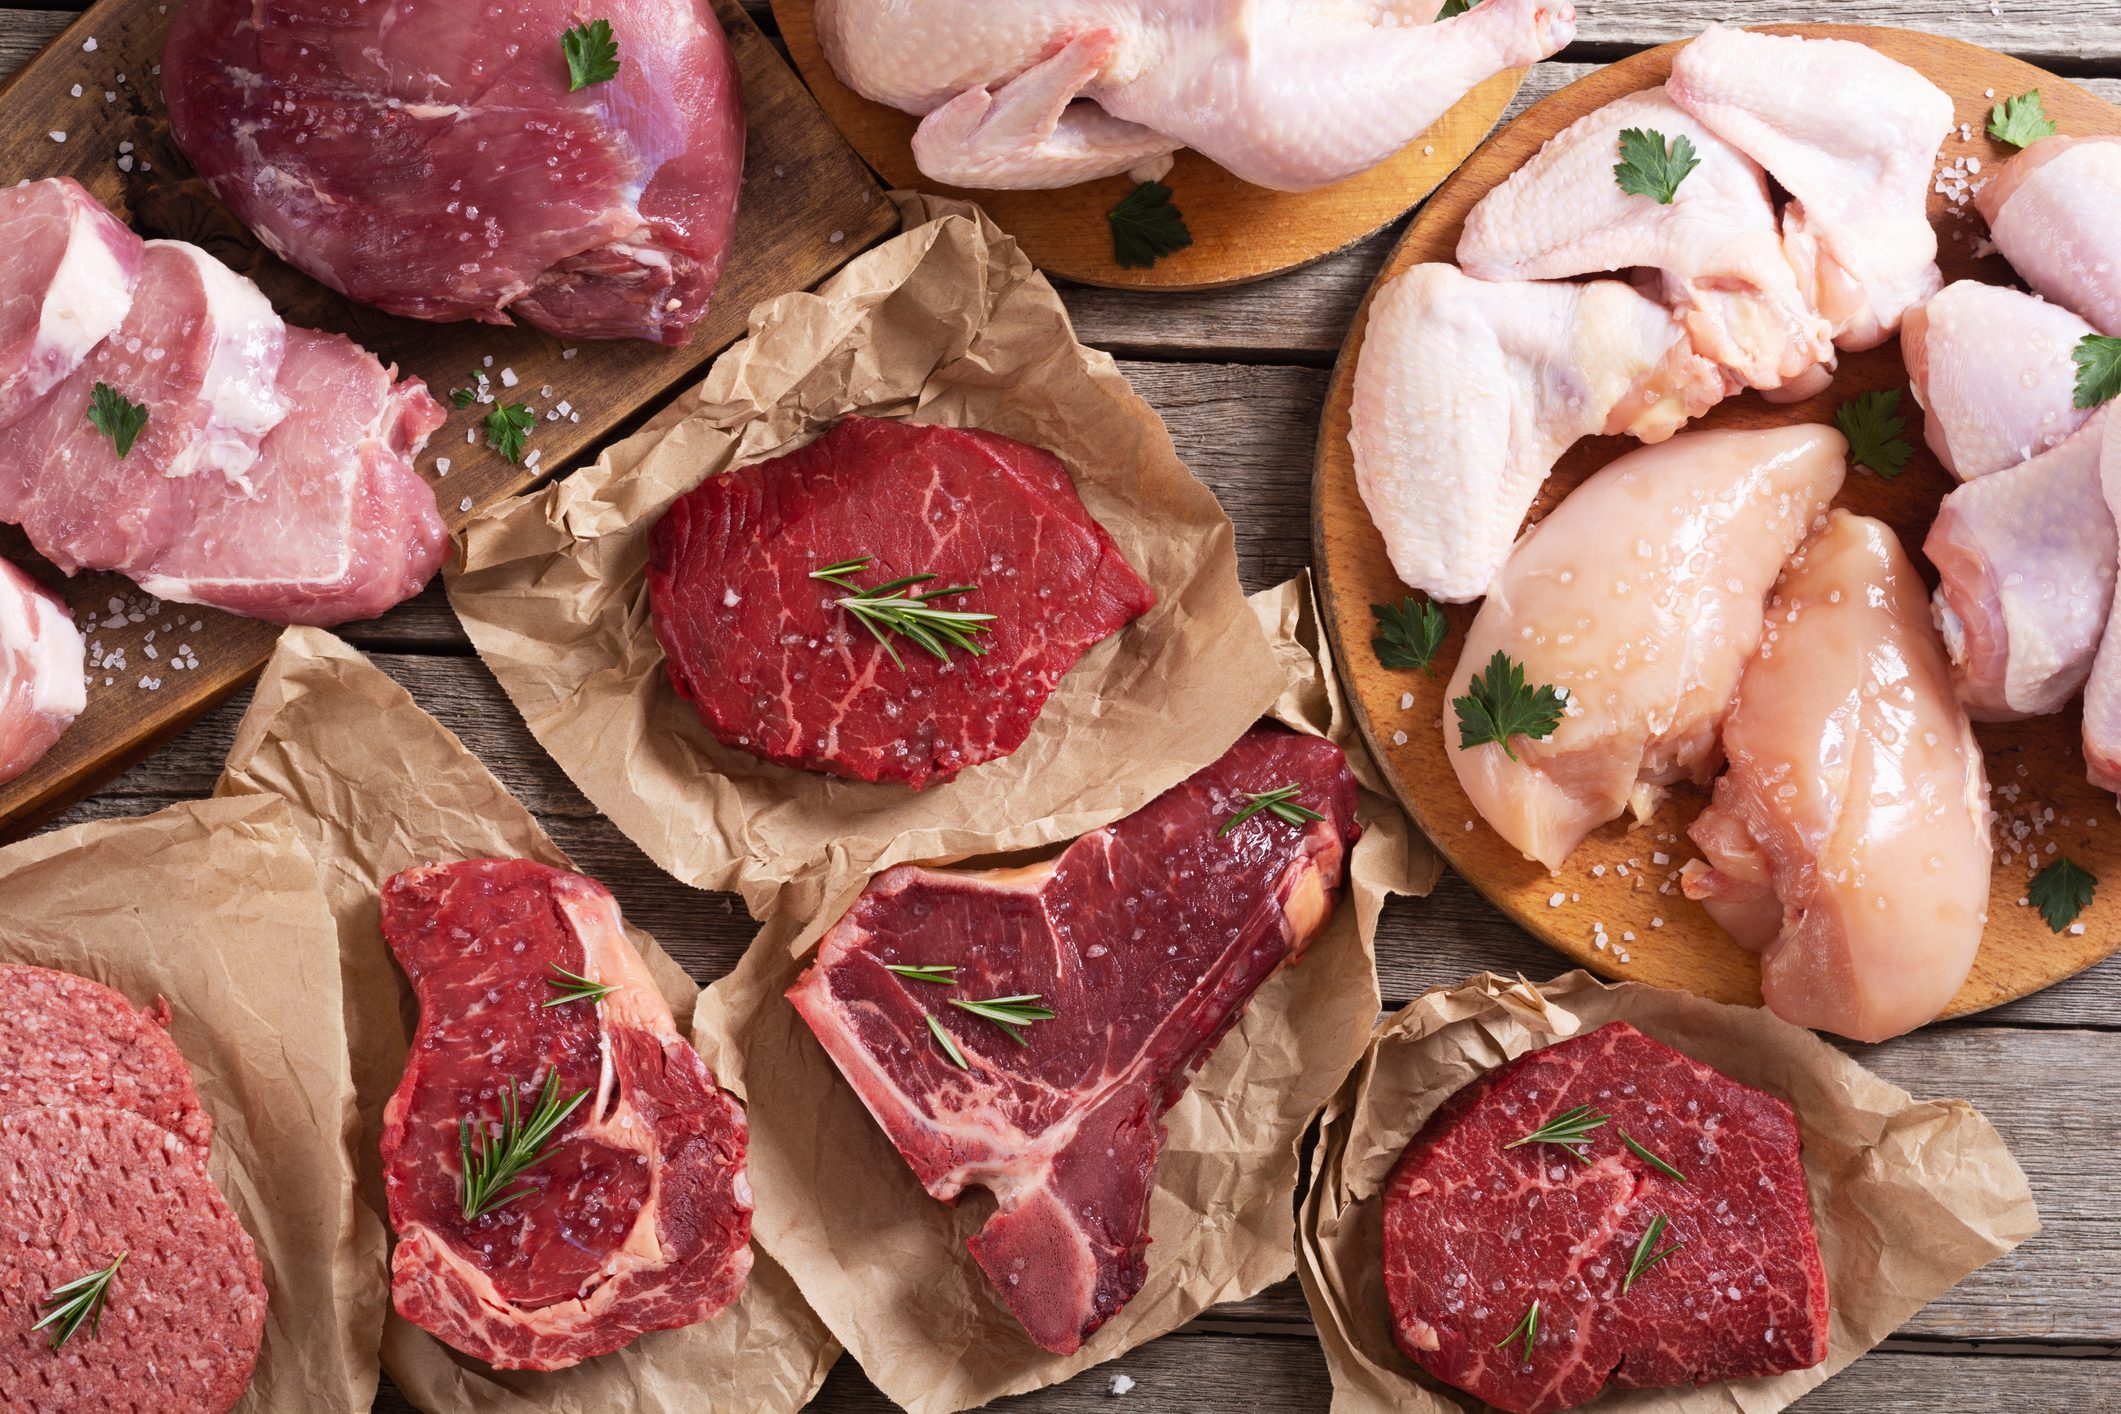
1314 26 2121 1018
770 0 1523 290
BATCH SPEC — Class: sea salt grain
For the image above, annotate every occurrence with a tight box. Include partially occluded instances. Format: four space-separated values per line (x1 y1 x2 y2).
459 496 473 512
83 36 99 51
48 131 66 144
1548 892 1566 908
1110 1375 1135 1396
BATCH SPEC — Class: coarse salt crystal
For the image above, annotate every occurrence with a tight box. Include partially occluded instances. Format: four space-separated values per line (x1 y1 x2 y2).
499 367 518 387
48 131 66 144
435 457 451 475
1548 892 1566 908
1399 691 1414 710
83 36 99 51
1110 1375 1135 1395
562 348 578 360
459 495 473 512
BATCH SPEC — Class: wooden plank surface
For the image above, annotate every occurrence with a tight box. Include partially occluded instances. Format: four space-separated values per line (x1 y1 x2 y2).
4 2 2121 1411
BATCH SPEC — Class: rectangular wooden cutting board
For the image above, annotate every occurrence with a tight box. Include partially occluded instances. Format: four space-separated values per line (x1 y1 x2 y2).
0 0 896 836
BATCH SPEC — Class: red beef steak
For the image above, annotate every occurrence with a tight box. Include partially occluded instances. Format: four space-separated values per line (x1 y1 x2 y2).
1382 1022 1829 1413
788 724 1359 1353
379 859 752 1371
647 415 1156 788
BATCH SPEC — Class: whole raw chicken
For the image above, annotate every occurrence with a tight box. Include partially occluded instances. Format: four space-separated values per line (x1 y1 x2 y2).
815 0 1576 191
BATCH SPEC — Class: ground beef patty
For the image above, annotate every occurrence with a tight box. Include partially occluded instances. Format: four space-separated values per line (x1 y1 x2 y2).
0 1106 265 1412
0 964 211 1151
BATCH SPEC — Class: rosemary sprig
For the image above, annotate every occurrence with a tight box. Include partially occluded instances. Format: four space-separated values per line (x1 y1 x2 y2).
1504 1104 1609 1163
1621 1130 1687 1182
1495 1298 1539 1363
886 963 959 985
543 964 617 1007
925 1013 968 1070
32 1253 125 1349
1623 1215 1684 1293
949 994 1057 1046
459 1069 590 1221
810 556 996 669
1218 784 1327 837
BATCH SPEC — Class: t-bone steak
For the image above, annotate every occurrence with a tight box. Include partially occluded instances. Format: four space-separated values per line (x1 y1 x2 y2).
787 724 1359 1352
0 963 211 1151
648 415 1156 789
379 858 753 1370
1382 1022 1830 1413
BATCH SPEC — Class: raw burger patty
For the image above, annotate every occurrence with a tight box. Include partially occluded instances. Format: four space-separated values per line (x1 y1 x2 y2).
0 963 211 1150
1382 1022 1828 1414
0 1105 265 1413
647 415 1156 788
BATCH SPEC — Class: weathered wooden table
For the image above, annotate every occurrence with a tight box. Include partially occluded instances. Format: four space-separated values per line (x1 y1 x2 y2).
4 2 2118 1409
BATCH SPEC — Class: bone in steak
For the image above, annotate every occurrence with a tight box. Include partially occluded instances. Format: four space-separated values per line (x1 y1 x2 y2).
163 0 746 346
1382 1022 1829 1413
649 415 1156 789
380 859 753 1371
0 176 142 434
0 559 85 785
0 963 210 1151
787 724 1359 1353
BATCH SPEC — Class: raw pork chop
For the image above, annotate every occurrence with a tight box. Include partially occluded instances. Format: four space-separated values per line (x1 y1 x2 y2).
164 0 746 346
0 963 211 1150
0 178 142 433
0 558 85 785
1383 1023 1828 1414
380 859 752 1371
649 415 1156 788
788 724 1359 1353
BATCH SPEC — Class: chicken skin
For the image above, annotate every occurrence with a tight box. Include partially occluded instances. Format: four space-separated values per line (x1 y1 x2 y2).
2078 417 2121 792
1904 281 2097 481
1979 135 2121 336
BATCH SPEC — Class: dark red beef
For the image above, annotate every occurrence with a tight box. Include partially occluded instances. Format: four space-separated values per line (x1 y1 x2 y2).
0 963 212 1152
647 415 1156 789
1382 1022 1829 1413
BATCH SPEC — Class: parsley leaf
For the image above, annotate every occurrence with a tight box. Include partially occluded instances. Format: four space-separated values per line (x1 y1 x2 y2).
1614 128 1701 206
2074 334 2121 410
562 19 620 92
1987 89 2058 150
1372 596 1448 675
2028 856 2096 933
1452 650 1565 761
86 383 148 459
1107 182 1193 270
1834 389 1915 479
484 403 537 464
1437 0 1474 15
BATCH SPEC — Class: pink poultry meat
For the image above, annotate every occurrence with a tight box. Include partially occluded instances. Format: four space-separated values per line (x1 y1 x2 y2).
0 557 85 786
1446 425 1847 873
2079 417 2121 792
163 0 746 346
1667 25 1953 352
1904 281 2096 481
1349 264 1726 603
1979 135 2121 335
0 177 141 433
1458 89 1834 395
814 0 1575 191
1684 511 1990 1044
1926 410 2114 721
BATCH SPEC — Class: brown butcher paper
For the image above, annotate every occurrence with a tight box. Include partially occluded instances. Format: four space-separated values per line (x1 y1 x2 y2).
689 575 1437 1412
447 193 1283 919
0 794 379 1413
1298 971 2042 1413
213 626 837 1414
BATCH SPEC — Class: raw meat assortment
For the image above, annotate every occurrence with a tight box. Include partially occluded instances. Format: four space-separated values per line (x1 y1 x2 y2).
0 558 85 785
380 859 752 1371
1685 512 1991 1042
1382 1022 1828 1414
1446 425 1848 871
788 725 1359 1353
0 176 142 432
1349 265 1723 602
1904 281 2097 480
0 963 211 1151
164 0 747 345
648 415 1156 789
1926 410 2115 720
1978 135 2121 335
815 0 1575 190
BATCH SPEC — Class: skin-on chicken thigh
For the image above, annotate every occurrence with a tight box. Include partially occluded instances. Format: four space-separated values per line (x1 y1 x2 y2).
1667 25 1954 352
1349 264 1726 603
1979 135 2121 336
1684 511 1991 1044
1445 425 1847 872
1904 281 2096 481
815 0 1576 191
1458 88 1834 395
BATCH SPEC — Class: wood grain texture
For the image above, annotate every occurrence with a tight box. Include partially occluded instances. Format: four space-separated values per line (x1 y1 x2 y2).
768 0 1523 290
1315 29 2121 1020
0 0 896 840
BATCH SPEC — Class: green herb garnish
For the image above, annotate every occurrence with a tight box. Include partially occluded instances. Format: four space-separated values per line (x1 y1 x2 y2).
1835 389 1915 479
562 19 620 91
1623 1215 1684 1293
1372 596 1448 675
543 964 617 1007
32 1253 125 1349
948 994 1056 1047
2028 856 2097 933
1988 89 2058 149
1495 1298 1539 1363
1107 181 1193 270
1453 650 1565 761
1218 784 1327 837
925 1013 969 1069
2074 334 2121 410
1437 0 1473 15
87 383 148 458
809 556 996 669
484 403 536 464
1615 128 1701 205
458 1069 589 1221
885 963 959 985
1504 1103 1609 1163
1621 1131 1687 1182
